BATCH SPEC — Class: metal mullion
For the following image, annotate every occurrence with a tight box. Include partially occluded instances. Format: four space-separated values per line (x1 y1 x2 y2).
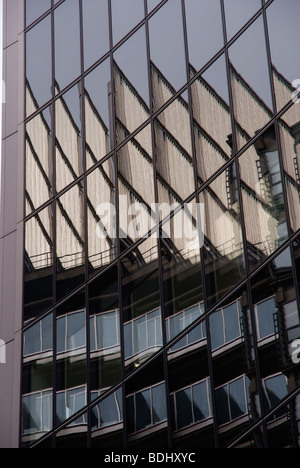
145 0 172 449
107 0 127 448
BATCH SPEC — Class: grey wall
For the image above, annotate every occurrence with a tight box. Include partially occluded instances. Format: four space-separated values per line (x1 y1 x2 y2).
0 0 24 448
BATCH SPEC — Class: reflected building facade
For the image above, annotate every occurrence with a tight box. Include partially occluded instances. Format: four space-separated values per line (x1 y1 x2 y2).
1 0 300 449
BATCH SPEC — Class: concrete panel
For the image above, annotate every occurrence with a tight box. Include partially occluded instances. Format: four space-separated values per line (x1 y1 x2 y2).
3 0 20 50
2 42 19 140
0 133 19 239
0 231 17 343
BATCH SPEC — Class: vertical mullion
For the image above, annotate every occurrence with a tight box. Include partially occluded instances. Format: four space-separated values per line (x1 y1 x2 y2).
145 0 173 449
107 0 127 448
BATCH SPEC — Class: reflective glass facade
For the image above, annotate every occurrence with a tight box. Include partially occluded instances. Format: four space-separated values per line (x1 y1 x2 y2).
1 0 300 449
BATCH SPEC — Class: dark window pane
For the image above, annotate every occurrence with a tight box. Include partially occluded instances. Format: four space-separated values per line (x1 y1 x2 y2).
82 0 109 69
256 297 276 340
100 392 120 427
135 390 151 432
57 317 66 354
224 302 240 343
193 381 210 422
152 384 167 424
210 309 224 350
26 16 52 114
176 389 193 429
67 311 86 351
24 322 41 356
216 386 230 425
229 378 247 420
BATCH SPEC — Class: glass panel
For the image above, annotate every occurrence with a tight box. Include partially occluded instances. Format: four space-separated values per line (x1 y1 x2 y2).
210 309 224 351
155 93 194 203
117 124 154 243
55 84 82 193
56 184 85 301
82 0 109 70
122 238 161 371
152 383 167 425
216 385 230 425
278 106 300 233
149 0 187 111
22 314 53 447
114 26 150 140
192 55 232 185
26 0 50 27
147 0 161 12
203 162 246 308
185 0 224 72
87 157 116 276
84 59 111 170
176 388 193 430
89 265 121 395
91 387 123 448
224 0 262 41
229 378 247 419
26 15 52 114
135 389 151 432
24 204 53 322
26 107 52 215
54 0 81 92
256 297 276 341
239 126 288 271
224 302 241 343
263 374 288 412
111 0 145 46
229 16 273 151
266 0 300 112
56 292 87 426
193 381 211 422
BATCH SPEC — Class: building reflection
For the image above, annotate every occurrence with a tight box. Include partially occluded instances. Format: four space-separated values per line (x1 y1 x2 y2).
23 50 300 447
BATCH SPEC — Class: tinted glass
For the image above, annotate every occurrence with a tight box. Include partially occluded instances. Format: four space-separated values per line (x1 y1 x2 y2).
185 0 223 72
26 0 50 26
267 0 300 112
54 0 81 91
149 0 186 110
82 0 109 70
111 0 145 45
229 16 273 151
26 15 52 114
224 0 262 40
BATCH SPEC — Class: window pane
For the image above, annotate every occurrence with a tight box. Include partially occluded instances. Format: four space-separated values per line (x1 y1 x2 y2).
216 386 230 425
224 0 262 41
111 0 145 45
56 317 66 354
135 390 151 432
149 0 186 110
67 311 86 351
26 15 52 114
23 394 42 434
176 388 193 429
82 0 109 69
100 392 120 427
24 322 41 356
54 0 81 91
193 382 210 422
97 311 119 350
152 384 167 425
224 302 240 343
185 0 223 72
229 16 273 151
264 374 288 410
42 314 53 352
256 297 276 340
210 309 224 350
26 0 50 26
229 378 247 420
